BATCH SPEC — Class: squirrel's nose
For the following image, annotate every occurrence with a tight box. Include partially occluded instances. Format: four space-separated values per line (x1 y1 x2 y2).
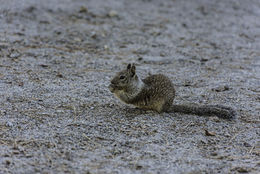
111 80 116 85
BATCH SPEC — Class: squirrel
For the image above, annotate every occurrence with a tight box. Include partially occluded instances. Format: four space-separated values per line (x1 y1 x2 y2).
108 63 236 119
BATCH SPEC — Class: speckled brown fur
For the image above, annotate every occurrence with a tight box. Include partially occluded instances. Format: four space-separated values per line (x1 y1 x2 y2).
128 74 175 112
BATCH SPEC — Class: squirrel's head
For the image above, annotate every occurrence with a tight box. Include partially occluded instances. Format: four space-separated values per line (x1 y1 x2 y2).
109 63 137 93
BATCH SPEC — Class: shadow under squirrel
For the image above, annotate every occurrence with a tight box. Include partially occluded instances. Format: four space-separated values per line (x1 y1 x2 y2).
109 63 236 119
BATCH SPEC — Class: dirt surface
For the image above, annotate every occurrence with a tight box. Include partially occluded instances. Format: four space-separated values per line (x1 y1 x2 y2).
0 0 260 173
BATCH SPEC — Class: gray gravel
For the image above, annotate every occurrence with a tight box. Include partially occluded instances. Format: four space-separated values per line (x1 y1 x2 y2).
0 0 259 173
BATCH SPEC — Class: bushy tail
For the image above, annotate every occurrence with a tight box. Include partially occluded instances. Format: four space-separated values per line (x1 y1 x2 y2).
170 104 236 119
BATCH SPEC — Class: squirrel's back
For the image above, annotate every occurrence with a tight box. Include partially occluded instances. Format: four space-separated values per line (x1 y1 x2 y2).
129 74 175 112
143 74 175 97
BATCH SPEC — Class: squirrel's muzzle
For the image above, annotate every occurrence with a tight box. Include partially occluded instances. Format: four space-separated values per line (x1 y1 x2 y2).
108 84 115 93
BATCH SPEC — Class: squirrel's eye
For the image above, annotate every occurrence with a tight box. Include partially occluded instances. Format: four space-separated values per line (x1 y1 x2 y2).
119 75 125 79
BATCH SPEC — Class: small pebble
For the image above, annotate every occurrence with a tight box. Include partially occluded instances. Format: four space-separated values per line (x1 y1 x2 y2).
6 121 14 127
205 130 216 136
108 10 118 17
74 37 82 42
9 52 20 59
104 45 109 50
79 6 88 13
56 110 64 113
243 142 252 147
5 160 11 165
213 85 230 92
210 152 218 156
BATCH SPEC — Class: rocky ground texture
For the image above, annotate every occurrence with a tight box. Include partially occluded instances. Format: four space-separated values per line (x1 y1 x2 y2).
0 0 259 173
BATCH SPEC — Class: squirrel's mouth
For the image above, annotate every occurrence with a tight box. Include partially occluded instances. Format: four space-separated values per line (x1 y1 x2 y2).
109 84 123 92
109 84 116 93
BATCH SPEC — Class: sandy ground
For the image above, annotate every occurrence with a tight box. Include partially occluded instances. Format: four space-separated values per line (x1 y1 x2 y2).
0 0 260 173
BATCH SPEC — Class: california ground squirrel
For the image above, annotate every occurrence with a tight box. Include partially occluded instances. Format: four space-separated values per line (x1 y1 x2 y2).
109 63 236 119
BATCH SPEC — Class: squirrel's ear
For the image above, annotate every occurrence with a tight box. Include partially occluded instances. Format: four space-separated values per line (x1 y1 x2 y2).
131 64 136 76
127 63 131 70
